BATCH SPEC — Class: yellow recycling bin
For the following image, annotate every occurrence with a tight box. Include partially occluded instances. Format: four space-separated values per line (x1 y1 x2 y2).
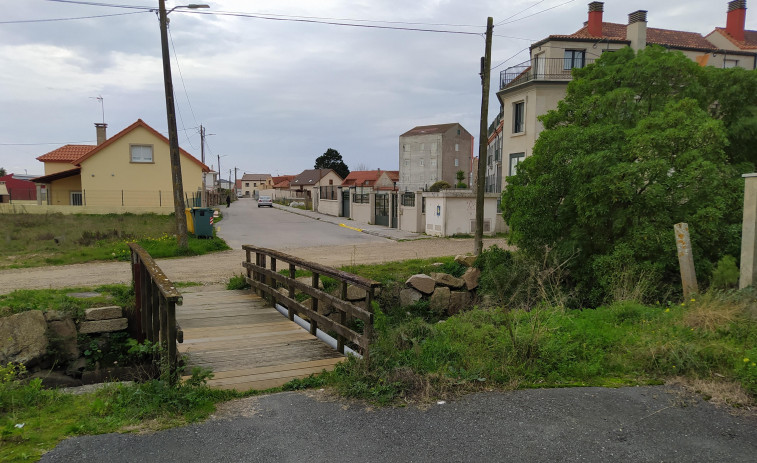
185 208 195 234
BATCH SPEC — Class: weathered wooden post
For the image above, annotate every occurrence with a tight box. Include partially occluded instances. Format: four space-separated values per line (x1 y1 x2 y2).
674 222 698 300
740 173 757 289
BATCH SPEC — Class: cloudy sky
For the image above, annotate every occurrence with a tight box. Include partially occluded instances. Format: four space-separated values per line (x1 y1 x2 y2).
0 0 749 177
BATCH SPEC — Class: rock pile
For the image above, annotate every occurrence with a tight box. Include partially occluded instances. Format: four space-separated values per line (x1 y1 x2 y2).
400 254 481 316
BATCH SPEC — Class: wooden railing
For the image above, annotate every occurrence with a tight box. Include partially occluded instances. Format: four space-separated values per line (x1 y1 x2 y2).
242 245 380 356
129 243 183 382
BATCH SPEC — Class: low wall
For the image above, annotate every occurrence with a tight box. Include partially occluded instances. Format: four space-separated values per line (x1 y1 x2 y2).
351 201 371 224
318 199 339 217
423 190 499 237
0 203 173 215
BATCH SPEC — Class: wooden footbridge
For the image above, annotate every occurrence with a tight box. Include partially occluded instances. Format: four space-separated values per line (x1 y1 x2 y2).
128 243 379 391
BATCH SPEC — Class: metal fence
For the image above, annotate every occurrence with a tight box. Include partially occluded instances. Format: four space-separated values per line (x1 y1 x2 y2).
500 57 595 89
319 185 338 200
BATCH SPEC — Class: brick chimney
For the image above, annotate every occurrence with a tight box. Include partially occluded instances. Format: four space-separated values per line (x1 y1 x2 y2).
95 123 107 145
726 0 747 41
587 2 604 37
627 10 648 52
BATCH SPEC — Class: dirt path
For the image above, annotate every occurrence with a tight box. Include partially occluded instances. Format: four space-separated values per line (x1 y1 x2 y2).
0 238 509 294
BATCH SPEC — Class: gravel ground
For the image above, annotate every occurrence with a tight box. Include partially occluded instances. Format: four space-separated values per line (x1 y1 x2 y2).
40 386 757 462
0 238 509 294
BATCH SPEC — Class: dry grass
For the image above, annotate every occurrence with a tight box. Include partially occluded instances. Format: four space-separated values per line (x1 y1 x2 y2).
668 376 756 412
680 291 748 332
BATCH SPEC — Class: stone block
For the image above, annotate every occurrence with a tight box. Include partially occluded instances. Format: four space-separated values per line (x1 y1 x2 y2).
399 288 423 307
463 267 481 291
406 274 436 295
78 318 128 334
448 291 472 316
429 286 451 314
346 285 367 301
430 272 465 289
455 254 477 267
48 318 80 360
85 306 122 321
44 310 67 322
0 310 48 365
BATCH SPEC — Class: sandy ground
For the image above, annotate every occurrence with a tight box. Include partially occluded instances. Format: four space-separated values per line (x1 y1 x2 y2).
0 238 509 294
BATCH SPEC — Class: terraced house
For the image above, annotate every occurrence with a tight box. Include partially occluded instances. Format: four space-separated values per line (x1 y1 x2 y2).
486 0 757 195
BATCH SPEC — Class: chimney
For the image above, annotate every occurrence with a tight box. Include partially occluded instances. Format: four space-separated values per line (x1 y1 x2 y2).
587 2 604 37
627 10 648 52
726 0 747 41
95 123 107 145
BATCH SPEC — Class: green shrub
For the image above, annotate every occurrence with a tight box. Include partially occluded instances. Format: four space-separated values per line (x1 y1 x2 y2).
227 274 250 290
712 255 740 289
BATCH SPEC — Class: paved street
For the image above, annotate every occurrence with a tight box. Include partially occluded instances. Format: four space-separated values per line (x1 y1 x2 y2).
216 198 392 251
40 387 757 462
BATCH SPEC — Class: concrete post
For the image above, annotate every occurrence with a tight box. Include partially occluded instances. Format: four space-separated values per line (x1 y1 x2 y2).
739 173 757 288
674 222 698 299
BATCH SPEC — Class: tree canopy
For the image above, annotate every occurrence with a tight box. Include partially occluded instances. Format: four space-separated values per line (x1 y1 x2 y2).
314 148 349 179
502 46 752 306
0 167 6 177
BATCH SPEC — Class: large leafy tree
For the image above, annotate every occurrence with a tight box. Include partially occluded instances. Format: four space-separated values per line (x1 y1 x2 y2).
502 46 747 306
314 148 349 179
0 167 6 177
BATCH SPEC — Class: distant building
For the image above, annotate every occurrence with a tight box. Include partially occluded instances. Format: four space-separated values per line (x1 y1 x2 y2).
398 123 473 192
0 173 37 202
240 173 273 197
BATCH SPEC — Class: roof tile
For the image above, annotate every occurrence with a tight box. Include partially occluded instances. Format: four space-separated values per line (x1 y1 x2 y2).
36 144 95 163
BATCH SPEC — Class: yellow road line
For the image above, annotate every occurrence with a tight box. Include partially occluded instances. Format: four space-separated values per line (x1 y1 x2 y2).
339 223 363 232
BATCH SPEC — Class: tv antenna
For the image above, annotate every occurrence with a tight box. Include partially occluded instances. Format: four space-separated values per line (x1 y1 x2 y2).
90 95 105 124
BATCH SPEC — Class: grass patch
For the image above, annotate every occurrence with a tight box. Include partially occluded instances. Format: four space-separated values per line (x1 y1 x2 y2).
0 213 229 270
0 365 243 462
0 285 133 319
226 274 251 290
317 292 757 405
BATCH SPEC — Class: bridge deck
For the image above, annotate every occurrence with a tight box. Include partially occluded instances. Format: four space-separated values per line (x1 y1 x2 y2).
177 288 343 391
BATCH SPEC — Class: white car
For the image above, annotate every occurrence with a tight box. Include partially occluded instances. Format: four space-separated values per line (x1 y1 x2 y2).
257 196 273 207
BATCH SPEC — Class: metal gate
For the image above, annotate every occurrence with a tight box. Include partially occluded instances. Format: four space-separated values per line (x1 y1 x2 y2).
375 193 389 226
391 193 398 228
341 190 350 217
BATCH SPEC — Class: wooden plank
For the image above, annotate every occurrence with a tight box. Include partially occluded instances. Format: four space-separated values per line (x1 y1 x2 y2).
177 288 347 391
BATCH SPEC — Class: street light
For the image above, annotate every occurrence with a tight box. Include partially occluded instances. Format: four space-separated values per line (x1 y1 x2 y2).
156 1 209 250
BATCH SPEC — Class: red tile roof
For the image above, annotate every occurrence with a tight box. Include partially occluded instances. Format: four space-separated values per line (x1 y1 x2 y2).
710 27 757 50
36 144 95 163
74 119 209 171
549 22 717 50
342 170 384 187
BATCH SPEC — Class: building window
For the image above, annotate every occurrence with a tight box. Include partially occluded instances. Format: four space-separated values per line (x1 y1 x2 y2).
513 101 525 133
420 159 424 167
70 191 83 206
431 159 437 167
404 159 409 167
724 59 739 68
431 142 437 152
454 158 459 167
130 145 153 163
245 182 249 187
509 152 525 176
455 144 459 152
564 49 585 70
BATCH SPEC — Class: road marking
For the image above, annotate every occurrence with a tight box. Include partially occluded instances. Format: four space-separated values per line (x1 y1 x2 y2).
339 223 363 232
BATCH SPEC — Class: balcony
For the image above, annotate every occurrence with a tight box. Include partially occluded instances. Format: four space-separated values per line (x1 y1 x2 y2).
499 57 595 90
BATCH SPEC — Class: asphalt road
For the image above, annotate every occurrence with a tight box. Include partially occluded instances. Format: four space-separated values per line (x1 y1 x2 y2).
41 387 757 462
217 198 387 251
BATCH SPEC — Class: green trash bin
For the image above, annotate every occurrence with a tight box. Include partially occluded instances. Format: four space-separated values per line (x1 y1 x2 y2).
191 207 214 238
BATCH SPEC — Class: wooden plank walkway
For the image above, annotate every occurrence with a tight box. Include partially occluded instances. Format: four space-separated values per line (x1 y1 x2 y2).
176 288 344 391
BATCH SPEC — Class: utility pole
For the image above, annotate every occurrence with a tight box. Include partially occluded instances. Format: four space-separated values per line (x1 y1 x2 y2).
217 154 221 191
234 167 239 195
200 124 206 207
158 0 188 250
474 17 494 256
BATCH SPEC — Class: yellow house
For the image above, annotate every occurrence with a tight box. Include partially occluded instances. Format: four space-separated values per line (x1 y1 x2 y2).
33 120 209 209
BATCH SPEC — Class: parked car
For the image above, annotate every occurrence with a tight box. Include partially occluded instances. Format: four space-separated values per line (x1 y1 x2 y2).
257 195 273 208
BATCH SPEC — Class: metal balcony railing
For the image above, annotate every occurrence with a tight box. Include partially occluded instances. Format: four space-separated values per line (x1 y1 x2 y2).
500 57 595 90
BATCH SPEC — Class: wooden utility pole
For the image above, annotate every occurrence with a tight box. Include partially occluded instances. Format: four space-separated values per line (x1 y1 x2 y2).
217 154 222 191
158 0 188 249
474 17 494 255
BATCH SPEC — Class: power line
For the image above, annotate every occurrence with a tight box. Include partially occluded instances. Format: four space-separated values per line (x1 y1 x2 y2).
496 0 578 26
46 0 151 10
494 0 547 27
168 26 198 149
0 10 147 24
0 141 95 146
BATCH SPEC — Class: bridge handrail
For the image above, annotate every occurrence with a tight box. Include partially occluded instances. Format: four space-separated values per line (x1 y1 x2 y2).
242 244 380 356
129 242 182 383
